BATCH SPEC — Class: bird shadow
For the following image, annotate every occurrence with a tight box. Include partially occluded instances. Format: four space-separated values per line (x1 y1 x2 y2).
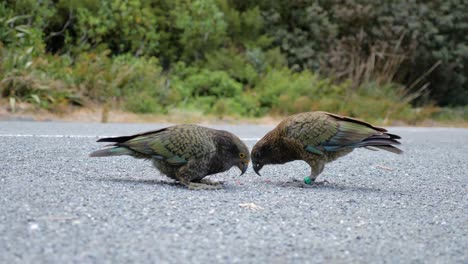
90 177 382 193
271 180 382 193
91 177 228 190
92 177 181 187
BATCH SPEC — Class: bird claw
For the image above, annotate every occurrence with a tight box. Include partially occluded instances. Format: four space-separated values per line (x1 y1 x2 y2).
287 178 329 188
187 182 223 190
200 179 224 186
309 180 329 186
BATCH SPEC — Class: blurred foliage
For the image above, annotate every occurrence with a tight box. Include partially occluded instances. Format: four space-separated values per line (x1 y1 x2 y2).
254 0 467 105
0 48 82 111
71 0 160 56
0 0 467 123
172 0 227 62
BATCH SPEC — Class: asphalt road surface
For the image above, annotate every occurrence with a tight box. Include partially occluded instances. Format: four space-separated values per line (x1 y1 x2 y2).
1 121 467 263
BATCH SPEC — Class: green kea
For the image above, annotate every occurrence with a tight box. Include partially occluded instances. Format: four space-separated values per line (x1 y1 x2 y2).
251 111 402 185
89 124 250 190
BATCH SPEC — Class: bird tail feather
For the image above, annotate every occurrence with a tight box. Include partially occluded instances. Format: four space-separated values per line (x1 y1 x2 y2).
89 147 132 157
374 145 403 154
357 135 403 154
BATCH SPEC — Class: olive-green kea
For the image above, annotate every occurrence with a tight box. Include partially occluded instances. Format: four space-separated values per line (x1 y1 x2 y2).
90 124 250 190
251 111 402 185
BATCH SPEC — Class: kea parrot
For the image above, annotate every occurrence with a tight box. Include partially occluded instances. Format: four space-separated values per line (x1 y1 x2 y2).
90 124 250 190
251 111 402 186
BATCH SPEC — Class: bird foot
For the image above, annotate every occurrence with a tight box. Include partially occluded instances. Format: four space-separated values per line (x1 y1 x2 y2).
187 182 223 190
303 177 329 185
200 179 224 186
286 178 329 188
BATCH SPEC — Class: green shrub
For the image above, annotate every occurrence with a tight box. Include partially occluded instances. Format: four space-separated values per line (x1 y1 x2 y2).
430 106 468 123
72 0 160 56
202 47 288 89
172 67 243 114
72 53 170 114
1 0 466 122
216 0 271 48
203 48 259 86
0 0 54 52
254 68 347 114
116 56 171 114
212 92 264 118
170 63 265 117
185 69 242 98
0 47 80 111
171 0 227 62
257 0 467 106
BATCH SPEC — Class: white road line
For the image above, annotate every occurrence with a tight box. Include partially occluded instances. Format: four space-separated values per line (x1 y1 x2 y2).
0 134 260 141
0 134 97 138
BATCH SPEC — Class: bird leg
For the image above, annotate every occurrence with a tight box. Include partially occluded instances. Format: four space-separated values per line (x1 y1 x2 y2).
303 161 328 185
285 162 328 188
177 177 223 190
176 159 223 190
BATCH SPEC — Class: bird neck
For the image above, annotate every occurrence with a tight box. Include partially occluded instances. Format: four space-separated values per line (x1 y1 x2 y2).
208 149 234 174
267 136 299 165
210 131 238 173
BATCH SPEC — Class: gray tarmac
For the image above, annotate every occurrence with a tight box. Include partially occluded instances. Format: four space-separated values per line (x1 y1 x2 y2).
0 121 467 263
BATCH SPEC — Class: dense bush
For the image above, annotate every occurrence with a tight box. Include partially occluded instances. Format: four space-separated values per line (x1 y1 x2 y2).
72 0 160 56
0 0 466 123
171 64 254 116
256 0 468 106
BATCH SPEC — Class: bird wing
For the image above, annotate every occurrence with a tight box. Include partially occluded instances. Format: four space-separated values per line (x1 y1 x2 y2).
285 112 394 154
117 126 216 165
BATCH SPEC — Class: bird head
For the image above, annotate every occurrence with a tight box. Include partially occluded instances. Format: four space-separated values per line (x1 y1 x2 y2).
237 151 250 175
251 139 272 176
233 138 250 175
215 130 250 176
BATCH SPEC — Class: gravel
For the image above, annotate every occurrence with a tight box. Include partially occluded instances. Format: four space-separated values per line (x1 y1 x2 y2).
1 121 467 263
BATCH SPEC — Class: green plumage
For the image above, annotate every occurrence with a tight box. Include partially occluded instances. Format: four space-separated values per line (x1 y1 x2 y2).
251 111 402 184
88 147 132 157
90 124 250 189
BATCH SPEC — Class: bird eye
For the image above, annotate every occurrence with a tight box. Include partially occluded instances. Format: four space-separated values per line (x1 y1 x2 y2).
239 153 245 159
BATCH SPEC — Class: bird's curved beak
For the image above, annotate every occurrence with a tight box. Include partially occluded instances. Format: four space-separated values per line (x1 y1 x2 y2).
238 161 249 176
253 163 263 176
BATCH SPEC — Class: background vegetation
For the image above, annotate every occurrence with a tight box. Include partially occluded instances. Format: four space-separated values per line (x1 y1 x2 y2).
1 0 467 124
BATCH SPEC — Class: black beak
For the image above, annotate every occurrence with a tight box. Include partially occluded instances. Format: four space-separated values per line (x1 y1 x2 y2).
253 163 263 176
239 162 248 176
